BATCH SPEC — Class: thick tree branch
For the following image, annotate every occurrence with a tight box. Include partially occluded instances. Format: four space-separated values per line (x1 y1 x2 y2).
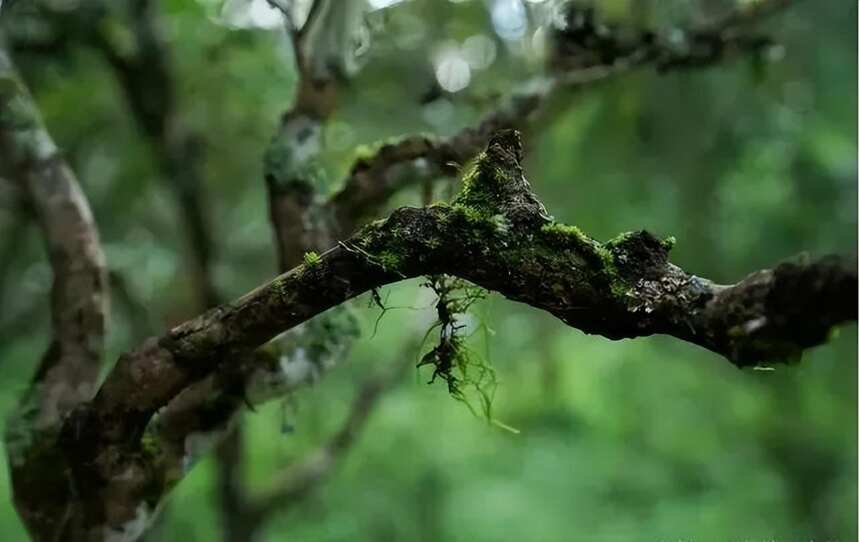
80 1 371 535
0 44 109 539
55 130 855 538
84 131 858 437
324 0 793 237
149 306 358 470
3 2 830 539
0 47 108 423
5 4 228 536
253 0 796 456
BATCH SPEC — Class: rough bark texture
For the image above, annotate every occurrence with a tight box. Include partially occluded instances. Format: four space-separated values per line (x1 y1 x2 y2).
233 0 805 440
0 47 109 541
43 129 856 540
2 1 854 540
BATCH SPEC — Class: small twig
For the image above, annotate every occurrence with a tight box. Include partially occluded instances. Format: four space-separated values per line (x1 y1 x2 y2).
246 352 411 526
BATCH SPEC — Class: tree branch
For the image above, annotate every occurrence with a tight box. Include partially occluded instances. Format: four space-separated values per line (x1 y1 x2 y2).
85 131 858 436
324 0 795 237
326 82 554 237
0 46 108 424
4 2 831 538
56 129 855 537
244 354 410 533
82 1 370 535
253 0 797 455
92 0 219 310
0 43 109 539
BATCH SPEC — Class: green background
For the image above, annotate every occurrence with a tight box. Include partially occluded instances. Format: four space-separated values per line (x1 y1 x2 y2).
0 1 856 540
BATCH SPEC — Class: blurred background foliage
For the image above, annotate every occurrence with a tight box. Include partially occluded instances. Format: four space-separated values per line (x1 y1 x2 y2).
0 0 856 540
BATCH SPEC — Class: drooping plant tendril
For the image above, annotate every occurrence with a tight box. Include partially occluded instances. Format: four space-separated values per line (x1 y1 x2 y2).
419 276 516 432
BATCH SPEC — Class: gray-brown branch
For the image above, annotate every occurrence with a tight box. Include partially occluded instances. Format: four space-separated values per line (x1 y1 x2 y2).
52 130 855 539
0 45 109 539
325 0 794 237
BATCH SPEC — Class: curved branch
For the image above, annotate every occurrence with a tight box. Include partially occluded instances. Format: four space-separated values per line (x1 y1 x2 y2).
57 130 855 536
0 47 108 424
326 82 552 237
325 0 794 237
88 132 857 436
0 45 109 540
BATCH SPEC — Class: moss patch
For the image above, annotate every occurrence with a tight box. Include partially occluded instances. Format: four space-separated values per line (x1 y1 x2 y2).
303 251 321 267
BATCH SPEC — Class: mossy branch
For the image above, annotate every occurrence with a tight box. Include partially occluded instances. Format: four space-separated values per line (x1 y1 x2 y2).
52 129 856 538
324 0 795 238
2 1 811 539
86 129 856 433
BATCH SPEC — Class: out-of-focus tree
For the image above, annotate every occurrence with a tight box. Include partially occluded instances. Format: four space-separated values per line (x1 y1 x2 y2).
0 1 855 541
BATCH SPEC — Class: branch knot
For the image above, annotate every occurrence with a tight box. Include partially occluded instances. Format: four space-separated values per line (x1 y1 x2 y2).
456 129 551 226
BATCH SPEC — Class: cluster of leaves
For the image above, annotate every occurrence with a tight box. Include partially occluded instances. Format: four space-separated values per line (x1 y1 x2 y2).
418 275 517 433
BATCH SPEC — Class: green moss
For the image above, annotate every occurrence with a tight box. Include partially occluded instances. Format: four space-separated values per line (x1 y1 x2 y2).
489 213 511 234
540 222 590 245
595 246 629 299
662 235 677 250
604 231 638 250
303 251 321 267
526 221 629 299
453 152 518 213
352 214 417 275
608 279 629 299
272 275 294 303
594 245 614 269
140 432 162 459
453 202 494 223
352 132 437 163
377 250 405 271
456 156 484 197
263 126 327 192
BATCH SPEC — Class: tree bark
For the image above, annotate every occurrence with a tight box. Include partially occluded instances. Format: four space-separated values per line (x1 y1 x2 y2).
0 45 109 542
3 1 853 540
46 129 856 540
